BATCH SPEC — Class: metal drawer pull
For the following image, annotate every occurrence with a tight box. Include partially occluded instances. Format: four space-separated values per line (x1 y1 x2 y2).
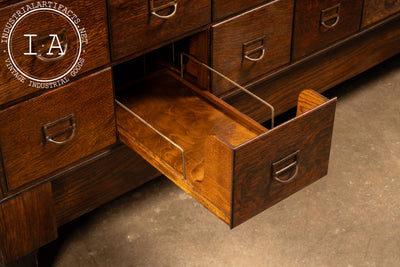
320 3 341 29
42 114 76 145
36 28 68 63
243 36 266 62
150 0 178 19
272 150 300 184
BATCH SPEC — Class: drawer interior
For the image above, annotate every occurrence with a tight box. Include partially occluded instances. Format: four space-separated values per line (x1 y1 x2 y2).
117 69 267 184
114 45 336 227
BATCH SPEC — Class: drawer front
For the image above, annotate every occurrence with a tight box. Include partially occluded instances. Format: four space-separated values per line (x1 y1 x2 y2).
232 91 336 227
0 69 116 191
0 0 109 106
212 0 268 21
109 0 211 60
212 0 294 96
292 0 364 60
362 0 400 27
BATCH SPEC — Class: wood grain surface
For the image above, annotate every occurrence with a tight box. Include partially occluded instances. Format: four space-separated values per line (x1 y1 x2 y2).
232 93 337 227
108 0 210 60
223 15 400 123
0 153 4 198
116 69 336 227
292 0 364 60
297 89 329 115
0 183 57 264
117 70 262 185
0 68 116 191
362 0 400 27
52 144 160 226
0 0 110 106
212 0 270 21
211 0 294 96
116 69 268 224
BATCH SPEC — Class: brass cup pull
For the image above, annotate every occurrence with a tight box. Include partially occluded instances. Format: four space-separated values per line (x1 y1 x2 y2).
320 3 341 29
272 150 300 184
243 35 266 62
244 48 265 62
35 28 68 63
42 114 76 145
150 0 178 19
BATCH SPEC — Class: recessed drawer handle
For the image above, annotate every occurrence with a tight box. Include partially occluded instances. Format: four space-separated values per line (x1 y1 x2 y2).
272 150 300 184
149 0 178 19
42 114 76 145
35 28 68 63
243 36 266 62
320 3 341 29
244 48 265 62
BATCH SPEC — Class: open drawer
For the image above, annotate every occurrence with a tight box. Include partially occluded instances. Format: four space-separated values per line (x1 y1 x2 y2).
115 55 336 228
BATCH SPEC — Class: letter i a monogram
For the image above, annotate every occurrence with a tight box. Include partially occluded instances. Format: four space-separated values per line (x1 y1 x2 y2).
23 33 66 56
24 34 37 55
47 34 66 56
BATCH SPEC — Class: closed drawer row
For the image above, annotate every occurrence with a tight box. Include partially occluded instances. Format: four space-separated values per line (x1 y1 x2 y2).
1 0 399 106
0 0 397 222
211 0 400 96
108 0 400 70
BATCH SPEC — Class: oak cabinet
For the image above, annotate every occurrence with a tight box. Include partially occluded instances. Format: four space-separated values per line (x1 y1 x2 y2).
0 0 399 265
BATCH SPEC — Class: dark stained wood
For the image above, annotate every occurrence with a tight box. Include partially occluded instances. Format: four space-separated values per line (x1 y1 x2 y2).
232 94 337 227
362 0 400 27
108 0 211 60
0 0 22 7
0 1 397 264
0 0 110 106
3 252 38 267
52 144 160 226
211 0 294 96
0 183 57 264
292 0 364 60
0 69 116 191
224 15 400 123
212 0 270 21
0 153 4 198
187 30 211 90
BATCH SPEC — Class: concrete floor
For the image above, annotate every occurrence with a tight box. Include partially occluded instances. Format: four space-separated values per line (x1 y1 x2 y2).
39 54 400 267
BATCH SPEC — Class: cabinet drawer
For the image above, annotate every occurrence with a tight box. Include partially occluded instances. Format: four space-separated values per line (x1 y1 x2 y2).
292 0 364 60
212 0 268 21
108 0 211 60
116 68 336 227
362 0 400 27
0 0 109 106
212 0 294 96
0 69 116 191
